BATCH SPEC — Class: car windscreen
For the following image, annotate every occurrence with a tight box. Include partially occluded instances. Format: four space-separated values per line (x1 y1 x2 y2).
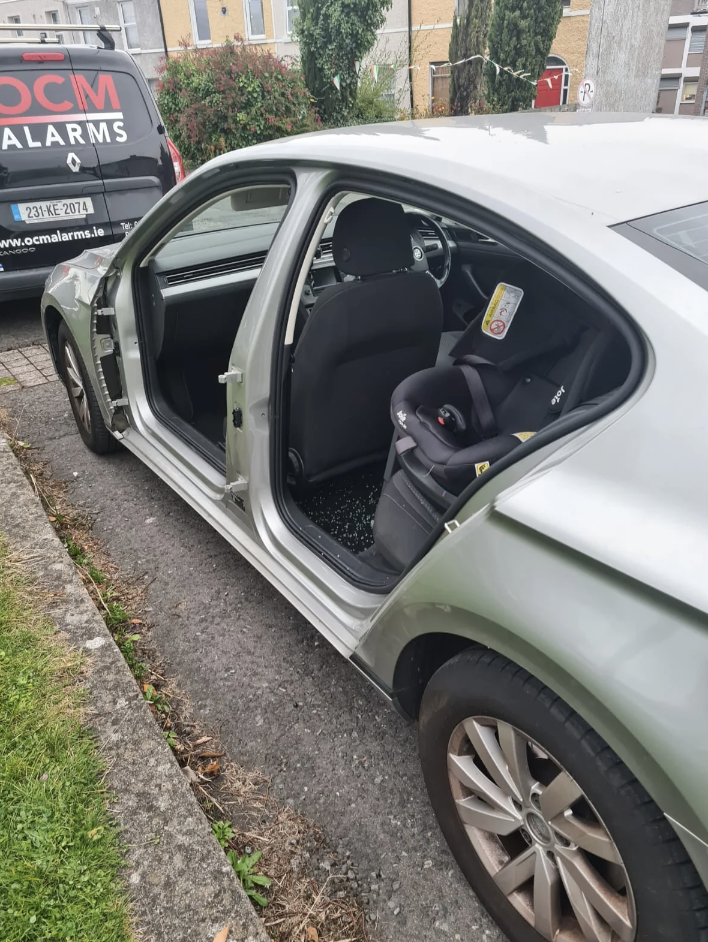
617 201 708 291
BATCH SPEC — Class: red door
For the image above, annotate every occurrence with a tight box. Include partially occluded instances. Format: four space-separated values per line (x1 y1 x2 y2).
534 67 564 108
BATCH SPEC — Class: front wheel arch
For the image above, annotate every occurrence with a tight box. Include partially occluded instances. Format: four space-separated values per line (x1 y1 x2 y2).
43 305 63 380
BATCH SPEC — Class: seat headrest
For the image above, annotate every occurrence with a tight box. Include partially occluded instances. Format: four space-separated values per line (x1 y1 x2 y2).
333 198 413 277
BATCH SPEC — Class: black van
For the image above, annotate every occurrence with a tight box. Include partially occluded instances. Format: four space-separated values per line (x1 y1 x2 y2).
0 38 183 300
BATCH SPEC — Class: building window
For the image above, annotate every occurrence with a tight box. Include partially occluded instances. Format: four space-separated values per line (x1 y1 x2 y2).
682 80 698 102
245 0 265 37
189 0 211 43
8 15 23 38
430 63 451 109
659 76 681 90
118 1 139 50
286 0 298 34
666 25 688 41
689 28 706 55
562 0 571 6
46 10 64 43
77 7 93 44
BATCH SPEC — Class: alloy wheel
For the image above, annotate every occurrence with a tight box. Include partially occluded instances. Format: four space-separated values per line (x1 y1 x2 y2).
447 717 636 942
64 342 91 433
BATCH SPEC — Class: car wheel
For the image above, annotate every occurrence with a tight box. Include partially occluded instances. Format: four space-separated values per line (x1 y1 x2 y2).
57 321 118 455
418 648 708 942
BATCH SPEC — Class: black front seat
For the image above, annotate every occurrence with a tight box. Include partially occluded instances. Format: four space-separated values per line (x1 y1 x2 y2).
288 198 443 485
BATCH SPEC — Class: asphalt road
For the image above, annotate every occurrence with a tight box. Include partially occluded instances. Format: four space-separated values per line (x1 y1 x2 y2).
0 300 504 942
0 298 45 350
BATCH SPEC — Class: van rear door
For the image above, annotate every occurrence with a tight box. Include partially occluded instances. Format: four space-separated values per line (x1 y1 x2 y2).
0 46 113 274
66 47 176 239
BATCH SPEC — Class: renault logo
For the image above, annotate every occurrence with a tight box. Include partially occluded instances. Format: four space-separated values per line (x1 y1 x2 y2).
67 152 81 173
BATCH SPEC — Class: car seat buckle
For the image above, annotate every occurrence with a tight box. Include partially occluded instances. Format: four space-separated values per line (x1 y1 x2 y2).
444 519 460 534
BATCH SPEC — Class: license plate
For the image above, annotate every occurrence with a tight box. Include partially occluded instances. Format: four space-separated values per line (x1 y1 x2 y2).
10 197 94 224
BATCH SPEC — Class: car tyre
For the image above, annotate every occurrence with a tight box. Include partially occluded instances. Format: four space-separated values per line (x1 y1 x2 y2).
58 321 118 455
418 647 708 942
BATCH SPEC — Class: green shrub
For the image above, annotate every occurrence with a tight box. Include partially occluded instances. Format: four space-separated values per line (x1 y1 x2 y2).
350 69 398 125
157 39 319 166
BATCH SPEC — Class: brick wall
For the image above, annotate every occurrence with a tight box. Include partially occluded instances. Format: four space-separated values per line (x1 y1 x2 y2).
550 0 592 105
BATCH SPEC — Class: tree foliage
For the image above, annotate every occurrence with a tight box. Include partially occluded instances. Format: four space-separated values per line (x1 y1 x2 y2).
485 0 563 113
295 0 393 124
449 0 493 115
156 40 318 166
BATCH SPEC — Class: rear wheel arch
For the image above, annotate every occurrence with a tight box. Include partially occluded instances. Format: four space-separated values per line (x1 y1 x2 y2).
418 647 708 942
392 631 479 720
389 615 702 853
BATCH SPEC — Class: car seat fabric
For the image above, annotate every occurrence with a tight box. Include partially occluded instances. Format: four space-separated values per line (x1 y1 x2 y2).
372 470 441 572
289 198 443 484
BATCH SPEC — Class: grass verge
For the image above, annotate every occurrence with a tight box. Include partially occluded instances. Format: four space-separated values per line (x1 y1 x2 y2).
0 413 372 942
0 540 131 942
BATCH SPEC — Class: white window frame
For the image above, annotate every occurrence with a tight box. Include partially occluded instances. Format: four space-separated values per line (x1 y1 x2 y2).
45 10 64 43
285 0 298 35
244 0 266 39
188 0 212 46
689 28 706 55
682 78 698 102
118 1 140 51
77 7 92 45
8 15 23 38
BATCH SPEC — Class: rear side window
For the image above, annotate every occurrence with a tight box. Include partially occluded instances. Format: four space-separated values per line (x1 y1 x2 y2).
0 68 153 152
637 202 708 265
617 201 708 291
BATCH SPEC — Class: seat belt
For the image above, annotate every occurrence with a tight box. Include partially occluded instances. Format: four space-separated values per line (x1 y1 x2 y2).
452 330 581 440
454 355 498 438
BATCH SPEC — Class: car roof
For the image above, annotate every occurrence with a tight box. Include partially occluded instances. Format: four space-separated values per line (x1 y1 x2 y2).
239 113 708 226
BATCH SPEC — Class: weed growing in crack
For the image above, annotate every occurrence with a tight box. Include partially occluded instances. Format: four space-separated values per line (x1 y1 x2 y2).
212 821 271 906
228 850 272 907
142 683 170 715
114 631 147 680
212 820 236 848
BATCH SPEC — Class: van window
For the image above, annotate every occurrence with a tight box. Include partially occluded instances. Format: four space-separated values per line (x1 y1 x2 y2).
0 69 153 153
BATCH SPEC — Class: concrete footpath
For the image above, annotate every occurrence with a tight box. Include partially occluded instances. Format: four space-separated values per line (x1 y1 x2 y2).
0 434 268 942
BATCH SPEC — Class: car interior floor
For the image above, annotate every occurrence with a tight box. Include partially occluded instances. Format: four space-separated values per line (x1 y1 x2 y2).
293 461 387 554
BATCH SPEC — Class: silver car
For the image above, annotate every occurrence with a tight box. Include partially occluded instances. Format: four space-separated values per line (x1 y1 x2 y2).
42 113 708 942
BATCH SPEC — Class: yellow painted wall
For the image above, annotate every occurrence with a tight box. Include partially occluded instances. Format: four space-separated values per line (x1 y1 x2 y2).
160 0 193 49
160 0 275 51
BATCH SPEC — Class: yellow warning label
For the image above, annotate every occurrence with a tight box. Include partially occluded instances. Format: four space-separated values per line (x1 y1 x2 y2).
475 461 490 477
513 431 536 442
481 283 525 340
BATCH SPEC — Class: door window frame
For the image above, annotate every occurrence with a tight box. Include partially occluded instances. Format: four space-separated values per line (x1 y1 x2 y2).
269 169 646 591
124 171 297 474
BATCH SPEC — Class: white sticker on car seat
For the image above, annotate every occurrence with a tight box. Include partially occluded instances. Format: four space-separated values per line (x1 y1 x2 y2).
481 283 524 340
513 431 535 442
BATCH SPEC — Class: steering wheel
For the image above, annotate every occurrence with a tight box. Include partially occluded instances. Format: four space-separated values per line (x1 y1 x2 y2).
405 212 452 289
